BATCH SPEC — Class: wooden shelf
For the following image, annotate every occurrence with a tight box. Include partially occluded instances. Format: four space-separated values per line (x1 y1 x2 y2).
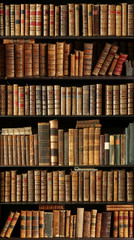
2 238 134 240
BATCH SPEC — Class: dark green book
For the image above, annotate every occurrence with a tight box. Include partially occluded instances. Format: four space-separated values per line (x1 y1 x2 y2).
114 134 121 165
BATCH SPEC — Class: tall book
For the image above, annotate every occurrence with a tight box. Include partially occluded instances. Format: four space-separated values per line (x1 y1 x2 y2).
38 122 50 166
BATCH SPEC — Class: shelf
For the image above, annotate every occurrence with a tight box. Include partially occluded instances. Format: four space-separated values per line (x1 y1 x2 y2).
0 202 133 205
2 238 134 240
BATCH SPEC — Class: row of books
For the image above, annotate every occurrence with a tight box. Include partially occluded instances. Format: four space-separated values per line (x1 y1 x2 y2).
0 169 133 203
0 3 133 36
0 120 134 166
0 42 128 78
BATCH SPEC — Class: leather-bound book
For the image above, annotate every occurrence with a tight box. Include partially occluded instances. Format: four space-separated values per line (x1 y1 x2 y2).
40 44 47 76
61 87 66 115
105 85 113 115
70 215 73 237
0 211 14 237
83 128 89 165
66 87 71 114
0 172 4 202
0 3 4 36
64 43 71 76
129 123 134 164
24 44 32 77
70 54 75 76
12 136 17 165
49 4 54 36
101 212 112 237
39 211 44 238
44 212 53 237
48 44 56 76
10 4 15 36
108 5 116 35
0 136 4 166
38 122 50 166
109 135 115 165
92 43 111 76
93 5 99 36
90 209 97 237
82 4 88 36
5 171 10 202
120 84 127 115
50 120 58 166
26 211 32 238
78 129 83 165
16 174 21 202
124 211 128 237
65 175 71 202
66 210 71 237
90 85 95 115
47 85 54 115
102 171 107 201
114 53 128 76
118 169 126 201
32 211 39 238
64 132 69 165
71 171 78 201
5 5 10 36
53 210 60 237
55 6 59 36
3 135 8 165
83 85 89 115
13 84 18 115
5 212 20 238
113 85 120 115
96 213 102 237
42 85 47 115
74 129 78 165
72 86 76 115
100 135 104 165
34 170 41 202
90 171 95 202
75 4 79 36
43 5 49 36
5 44 15 78
121 134 126 165
88 4 92 36
0 85 6 116
28 170 34 202
94 128 101 165
78 171 83 201
128 4 134 36
60 5 67 36
114 170 118 202
56 42 64 76
78 51 84 76
20 210 26 238
59 171 65 201
47 172 52 202
25 136 30 165
8 135 13 165
53 171 58 201
116 5 122 36
83 211 91 237
11 170 16 202
113 211 118 237
41 170 47 202
25 4 30 36
69 129 74 165
121 3 127 36
20 4 25 36
76 208 84 237
100 4 108 36
96 170 102 202
36 85 42 115
0 44 5 77
68 4 75 36
129 211 133 237
60 210 66 237
108 54 119 76
36 4 42 36
22 173 28 202
89 126 95 163
127 171 133 202
30 4 36 36
119 211 124 237
83 171 89 201
115 134 121 165
84 43 93 76
76 87 82 115
15 44 24 78
107 171 113 201
18 86 24 115
58 129 64 165
128 83 134 115
73 215 76 237
29 134 34 165
104 134 110 165
24 86 30 115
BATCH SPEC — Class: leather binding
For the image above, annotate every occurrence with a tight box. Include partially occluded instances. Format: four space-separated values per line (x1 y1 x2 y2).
36 85 42 115
60 210 65 237
96 84 102 116
96 170 102 201
69 129 74 165
108 5 116 35
104 134 110 165
64 132 69 165
116 5 122 36
120 84 127 115
118 169 126 201
24 86 30 115
119 211 124 237
56 42 64 76
64 43 71 76
90 209 97 237
83 211 91 237
83 85 89 115
0 3 4 36
88 4 92 36
90 171 95 202
113 85 120 115
93 5 99 36
113 172 118 201
76 208 84 237
71 171 78 201
13 84 18 116
128 4 134 36
5 5 10 36
25 4 30 36
10 4 15 36
76 87 82 115
53 210 60 237
61 87 66 115
36 4 42 36
115 134 121 165
84 43 93 76
30 4 36 36
0 44 5 77
100 135 104 165
66 87 71 115
5 211 20 238
65 174 71 202
38 122 50 166
72 86 76 115
75 50 79 76
47 172 52 202
28 170 34 202
30 85 35 115
94 128 101 165
83 128 89 165
70 215 73 237
129 211 133 237
66 210 71 237
50 4 54 36
24 44 32 77
32 211 39 238
0 212 14 237
39 211 44 238
11 170 16 202
68 4 75 36
105 85 113 115
107 171 113 201
34 170 41 202
8 135 13 165
25 136 30 165
82 4 88 36
47 85 54 115
44 212 53 237
70 54 75 76
59 170 65 201
15 44 24 78
83 171 89 201
20 210 26 238
89 127 95 165
0 136 4 166
78 129 83 165
3 135 8 165
16 174 21 202
33 44 39 76
43 5 49 36
96 213 102 237
42 85 47 115
18 86 24 115
108 54 119 76
0 172 4 202
100 4 108 36
5 43 15 78
48 44 56 76
12 135 17 165
74 215 77 237
109 135 115 165
121 3 127 36
121 134 126 165
113 211 118 237
0 85 6 115
124 211 128 237
74 129 79 165
92 43 111 76
26 211 32 238
75 4 79 36
78 171 83 201
58 129 64 165
90 85 95 115
114 53 128 76
22 173 28 201
53 171 58 201
41 170 47 202
60 5 67 36
101 212 112 237
50 120 58 166
20 4 24 36
40 43 47 76
127 171 133 202
55 6 59 36
127 83 133 115
102 171 107 201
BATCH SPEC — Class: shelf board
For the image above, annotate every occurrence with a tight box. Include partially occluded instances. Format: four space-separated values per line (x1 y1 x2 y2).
3 238 134 240
0 165 134 168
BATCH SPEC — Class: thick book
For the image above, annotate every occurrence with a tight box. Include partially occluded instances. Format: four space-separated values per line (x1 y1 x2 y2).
38 122 50 166
100 212 112 237
76 208 84 237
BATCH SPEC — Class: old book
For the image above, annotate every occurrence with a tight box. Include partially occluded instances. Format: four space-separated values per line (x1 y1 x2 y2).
115 134 121 165
109 135 115 165
3 135 8 165
83 171 89 201
43 5 49 36
76 87 82 115
93 5 99 36
129 211 133 237
118 169 126 201
79 129 83 165
129 123 134 164
108 5 116 35
114 53 128 76
36 85 42 115
30 4 36 36
20 210 26 238
61 87 66 115
25 4 30 36
83 128 89 165
76 208 84 237
64 132 69 166
29 135 34 166
30 87 36 116
55 6 59 36
72 86 76 115
66 210 71 237
5 44 15 78
121 3 127 36
87 4 92 36
53 210 60 237
24 44 32 77
71 171 78 201
42 85 47 115
121 134 126 165
38 122 50 166
78 171 83 201
40 44 47 76
41 170 47 202
26 211 32 238
82 4 88 36
50 120 58 166
69 129 74 165
44 212 53 237
96 170 102 201
94 128 101 165
60 5 67 36
8 135 13 165
22 173 28 202
58 129 64 165
74 129 79 165
102 171 107 201
0 44 5 77
70 215 73 237
28 170 34 202
68 4 75 36
56 42 64 76
53 171 59 202
15 44 24 78
108 54 119 76
83 85 89 115
124 211 128 237
18 86 24 115
47 172 52 202
16 175 21 202
119 211 124 237
84 43 93 76
90 171 95 202
49 4 54 36
47 85 54 115
21 4 25 36
113 211 118 237
5 5 10 36
11 170 16 202
127 171 133 202
10 4 15 36
105 85 113 115
48 44 56 76
32 211 39 238
0 212 14 237
34 170 40 202
104 134 110 165
78 51 84 76
113 85 120 115
120 84 127 115
24 86 30 115
64 43 71 75
100 4 108 36
116 5 122 36
5 211 20 238
114 170 118 202
101 212 112 237
0 172 4 202
33 44 39 76
5 171 10 202
0 3 4 36
60 210 65 237
0 85 6 116
128 83 134 115
65 175 71 202
107 171 113 201
90 209 97 237
59 171 65 201
39 211 44 238
70 54 75 76
36 4 42 36
96 213 102 237
128 4 134 36
83 211 91 237
75 4 79 36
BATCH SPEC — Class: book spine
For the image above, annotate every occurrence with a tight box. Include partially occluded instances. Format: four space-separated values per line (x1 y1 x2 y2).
39 211 44 238
41 170 47 202
15 5 21 36
50 120 58 166
59 170 65 201
76 87 82 115
89 127 95 165
49 4 54 36
25 4 30 36
30 4 36 36
53 171 59 201
90 171 95 202
94 128 101 165
115 134 121 165
118 169 126 202
102 171 107 201
32 211 39 238
34 134 38 166
100 135 104 165
24 44 32 77
15 44 24 78
127 171 133 202
83 211 91 237
96 213 102 237
104 134 110 165
20 210 26 238
48 44 56 77
30 85 36 115
25 136 30 165
82 4 88 36
107 171 113 201
0 3 4 36
28 170 34 202
3 135 8 166
5 44 15 78
66 87 71 115
47 172 52 201
100 4 108 36
10 4 15 36
120 84 127 115
129 211 133 237
0 211 14 237
128 4 134 36
5 5 10 36
56 42 64 77
88 4 92 36
16 174 21 202
108 5 116 35
42 85 47 115
43 5 49 36
36 4 42 36
76 208 84 237
66 210 71 237
21 4 25 36
5 211 20 238
64 43 71 76
75 4 79 36
40 43 47 76
68 4 75 36
128 83 133 115
93 5 99 36
90 209 97 237
1 85 6 115
22 173 28 202
96 170 102 202
109 135 115 165
70 54 75 76
34 170 41 202
33 44 39 76
71 171 78 201
114 53 128 76
108 54 119 76
116 5 122 36
60 5 67 36
113 85 120 115
119 211 124 237
55 6 59 36
11 170 16 202
83 171 89 201
18 86 24 115
26 211 32 238
121 3 127 36
105 85 113 115
53 210 60 237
